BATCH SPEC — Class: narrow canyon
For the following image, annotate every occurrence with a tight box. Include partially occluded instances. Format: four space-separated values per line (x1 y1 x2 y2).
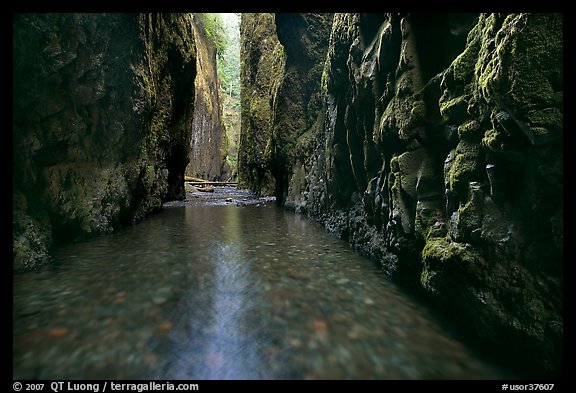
13 13 563 379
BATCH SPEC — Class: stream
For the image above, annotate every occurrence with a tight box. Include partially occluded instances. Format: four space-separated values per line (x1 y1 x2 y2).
13 187 511 379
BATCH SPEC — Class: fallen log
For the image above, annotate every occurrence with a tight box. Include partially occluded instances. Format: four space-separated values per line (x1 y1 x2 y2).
186 181 238 186
195 186 214 192
184 175 207 182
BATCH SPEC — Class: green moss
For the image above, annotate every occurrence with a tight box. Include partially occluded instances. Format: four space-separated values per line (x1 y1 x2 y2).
457 120 481 141
295 121 318 157
448 142 481 192
451 37 480 83
421 236 478 265
390 155 399 173
507 14 561 107
425 223 448 240
410 100 426 122
448 154 465 190
419 268 435 289
226 155 237 165
482 128 503 151
458 197 481 232
439 95 468 120
475 58 496 99
526 108 562 129
473 14 562 114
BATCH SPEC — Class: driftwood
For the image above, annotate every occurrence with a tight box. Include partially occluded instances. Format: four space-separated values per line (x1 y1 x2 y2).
195 186 214 193
184 175 207 182
187 181 238 186
184 175 237 187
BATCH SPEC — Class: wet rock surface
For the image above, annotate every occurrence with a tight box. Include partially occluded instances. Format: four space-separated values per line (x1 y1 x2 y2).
239 13 563 376
14 200 513 379
237 13 285 195
13 14 197 271
185 16 227 181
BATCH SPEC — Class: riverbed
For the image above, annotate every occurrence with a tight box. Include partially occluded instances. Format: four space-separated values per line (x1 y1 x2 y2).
13 187 511 379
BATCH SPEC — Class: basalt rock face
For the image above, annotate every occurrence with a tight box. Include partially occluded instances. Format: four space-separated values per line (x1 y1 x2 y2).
238 13 333 199
185 15 226 181
237 13 285 195
13 13 196 271
270 13 334 205
244 13 563 376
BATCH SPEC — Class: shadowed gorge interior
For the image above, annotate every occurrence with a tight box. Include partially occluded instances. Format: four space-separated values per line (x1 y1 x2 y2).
13 12 562 380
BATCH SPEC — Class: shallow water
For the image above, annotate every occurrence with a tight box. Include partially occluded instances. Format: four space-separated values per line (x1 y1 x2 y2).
13 189 510 379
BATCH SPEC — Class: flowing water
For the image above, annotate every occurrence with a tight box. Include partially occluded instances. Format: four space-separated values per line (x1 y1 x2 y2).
13 188 511 379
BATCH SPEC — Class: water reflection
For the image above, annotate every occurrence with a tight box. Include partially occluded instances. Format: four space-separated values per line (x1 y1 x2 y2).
14 201 510 379
163 242 266 379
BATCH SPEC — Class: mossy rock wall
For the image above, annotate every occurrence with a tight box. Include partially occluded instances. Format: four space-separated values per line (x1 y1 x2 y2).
238 13 333 199
237 13 285 195
185 15 227 181
13 13 197 270
244 13 562 376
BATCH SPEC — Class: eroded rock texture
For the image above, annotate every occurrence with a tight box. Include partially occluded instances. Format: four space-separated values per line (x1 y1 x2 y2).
238 13 333 199
240 13 563 376
13 13 197 270
237 13 285 195
185 15 227 181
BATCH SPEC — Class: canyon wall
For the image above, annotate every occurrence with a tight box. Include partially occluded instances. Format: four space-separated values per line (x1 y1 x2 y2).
13 13 197 270
238 13 333 199
240 13 563 376
237 13 285 195
185 15 227 181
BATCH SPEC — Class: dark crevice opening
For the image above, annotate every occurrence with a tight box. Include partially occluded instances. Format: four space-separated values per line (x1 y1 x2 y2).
359 13 386 47
409 13 478 83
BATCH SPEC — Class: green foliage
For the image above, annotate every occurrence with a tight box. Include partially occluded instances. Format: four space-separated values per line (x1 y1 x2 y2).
226 155 237 165
216 13 241 99
198 13 228 59
197 13 240 98
214 13 241 177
